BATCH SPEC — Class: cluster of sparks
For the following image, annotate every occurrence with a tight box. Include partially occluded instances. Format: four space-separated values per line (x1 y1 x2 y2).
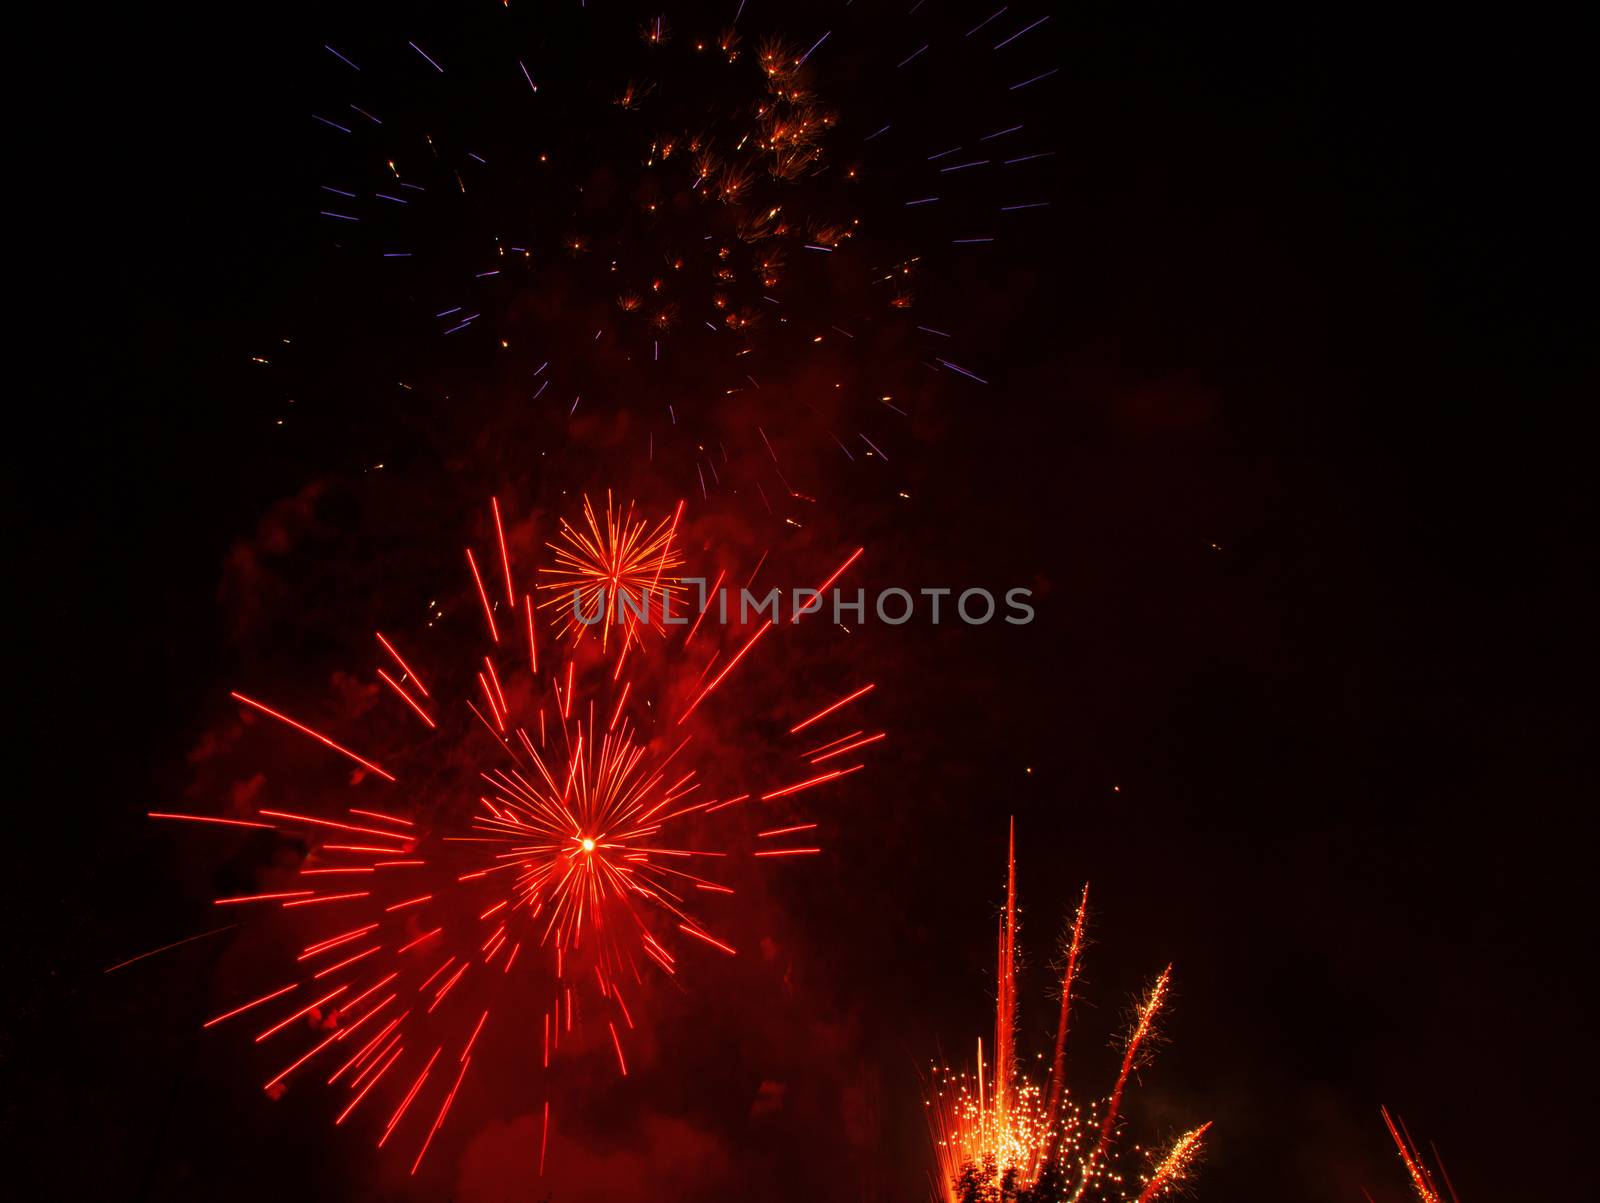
144 496 877 1176
537 491 685 653
925 822 1209 1202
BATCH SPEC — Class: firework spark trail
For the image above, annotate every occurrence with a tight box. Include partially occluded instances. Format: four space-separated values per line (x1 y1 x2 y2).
227 692 395 781
150 497 877 1176
1069 965 1172 1202
1039 879 1088 1162
1135 1122 1212 1202
994 817 1017 1124
102 924 239 974
1380 1107 1456 1203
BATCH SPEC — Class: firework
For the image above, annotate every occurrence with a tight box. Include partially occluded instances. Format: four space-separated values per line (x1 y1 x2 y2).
148 497 877 1176
925 820 1208 1202
261 2 1061 505
537 491 685 656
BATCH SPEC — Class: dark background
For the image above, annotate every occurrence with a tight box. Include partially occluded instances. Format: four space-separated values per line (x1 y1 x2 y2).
13 2 1593 1200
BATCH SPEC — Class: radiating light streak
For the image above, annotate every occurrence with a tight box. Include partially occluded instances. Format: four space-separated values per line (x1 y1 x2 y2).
147 812 273 830
230 692 395 781
789 683 875 732
202 983 297 1028
760 764 862 801
104 923 238 974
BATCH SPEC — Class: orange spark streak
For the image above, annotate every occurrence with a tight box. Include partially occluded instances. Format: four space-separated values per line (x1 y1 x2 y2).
462 1011 488 1062
148 811 273 830
255 985 349 1042
259 810 413 842
1137 1122 1212 1201
312 945 380 979
412 1054 473 1174
379 668 436 728
337 1045 404 1125
760 763 862 800
539 1101 550 1176
677 924 737 955
349 807 413 827
216 891 314 905
683 568 725 646
492 496 517 608
203 983 296 1028
379 1047 440 1147
300 924 380 959
103 923 238 973
466 548 501 644
789 683 875 733
609 1022 628 1075
525 594 539 673
230 692 396 781
329 1015 403 1085
809 731 886 762
792 546 863 622
376 632 430 697
282 891 371 908
679 623 770 722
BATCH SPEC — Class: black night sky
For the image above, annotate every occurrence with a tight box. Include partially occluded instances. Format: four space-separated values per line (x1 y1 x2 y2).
13 3 1593 1202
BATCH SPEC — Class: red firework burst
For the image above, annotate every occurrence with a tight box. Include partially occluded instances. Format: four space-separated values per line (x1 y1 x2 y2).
146 496 876 1177
536 490 686 656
